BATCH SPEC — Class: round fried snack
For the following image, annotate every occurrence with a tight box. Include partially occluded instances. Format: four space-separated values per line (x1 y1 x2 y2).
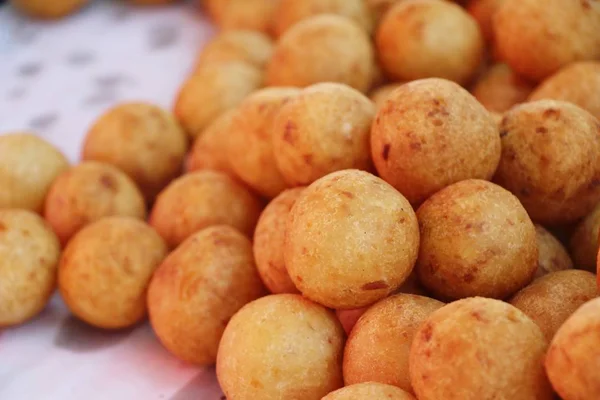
266 15 374 93
185 110 237 177
343 294 444 393
286 170 419 309
174 62 262 140
323 382 416 400
0 133 69 213
272 83 375 187
494 100 600 225
417 180 537 300
494 0 600 82
82 102 188 201
208 0 279 33
253 187 305 294
534 224 573 278
59 217 167 329
0 210 60 327
529 61 600 120
371 78 500 205
148 225 265 365
11 0 88 19
217 294 345 400
471 63 535 113
272 0 373 37
376 0 484 85
228 87 300 198
44 161 146 245
570 202 600 272
194 30 273 70
410 297 553 400
510 270 598 341
369 83 404 109
546 298 600 400
466 0 505 43
149 170 262 248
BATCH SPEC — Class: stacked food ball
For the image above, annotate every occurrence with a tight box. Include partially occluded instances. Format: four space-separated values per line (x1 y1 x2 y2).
3 0 600 399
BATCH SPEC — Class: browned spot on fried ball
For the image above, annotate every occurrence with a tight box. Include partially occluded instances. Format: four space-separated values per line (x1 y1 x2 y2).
382 143 391 160
100 174 117 191
362 280 389 290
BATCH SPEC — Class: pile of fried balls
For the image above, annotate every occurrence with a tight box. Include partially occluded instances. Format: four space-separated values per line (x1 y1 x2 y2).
3 0 600 399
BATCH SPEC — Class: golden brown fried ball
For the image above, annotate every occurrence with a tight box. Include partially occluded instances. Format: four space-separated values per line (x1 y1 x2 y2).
253 187 304 294
545 298 600 400
82 102 188 202
495 100 600 225
207 0 279 33
510 270 598 341
266 15 375 93
149 170 262 248
0 210 60 327
148 225 265 365
228 87 300 198
0 133 69 213
494 0 600 82
11 0 88 19
410 297 553 400
272 83 375 187
217 294 345 400
174 62 262 140
185 110 237 177
534 224 573 278
44 161 146 245
343 294 444 393
194 30 273 70
471 63 535 113
570 202 600 272
286 170 419 309
417 180 537 300
272 0 373 37
323 382 416 400
529 61 600 120
371 78 500 205
369 83 404 109
376 0 485 85
58 217 167 329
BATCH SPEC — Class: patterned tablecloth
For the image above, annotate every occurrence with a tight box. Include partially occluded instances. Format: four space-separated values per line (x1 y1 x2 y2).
0 1 224 398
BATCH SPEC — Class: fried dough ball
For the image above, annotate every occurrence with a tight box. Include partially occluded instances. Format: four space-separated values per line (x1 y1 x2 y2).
343 294 444 393
228 87 300 198
545 298 600 400
410 297 553 400
44 161 146 245
323 383 416 400
369 83 404 109
510 270 598 341
194 30 273 70
58 217 167 329
207 0 279 33
494 0 600 82
466 0 505 43
174 62 262 140
217 294 345 400
266 15 375 93
185 110 236 177
0 133 69 213
11 0 88 19
376 0 485 85
82 102 188 201
0 210 60 327
272 0 373 37
534 224 573 278
149 170 262 248
371 78 500 205
570 202 600 272
494 100 600 225
148 225 265 365
285 170 419 309
272 83 375 186
416 180 537 300
253 187 304 294
529 61 600 119
471 64 535 113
